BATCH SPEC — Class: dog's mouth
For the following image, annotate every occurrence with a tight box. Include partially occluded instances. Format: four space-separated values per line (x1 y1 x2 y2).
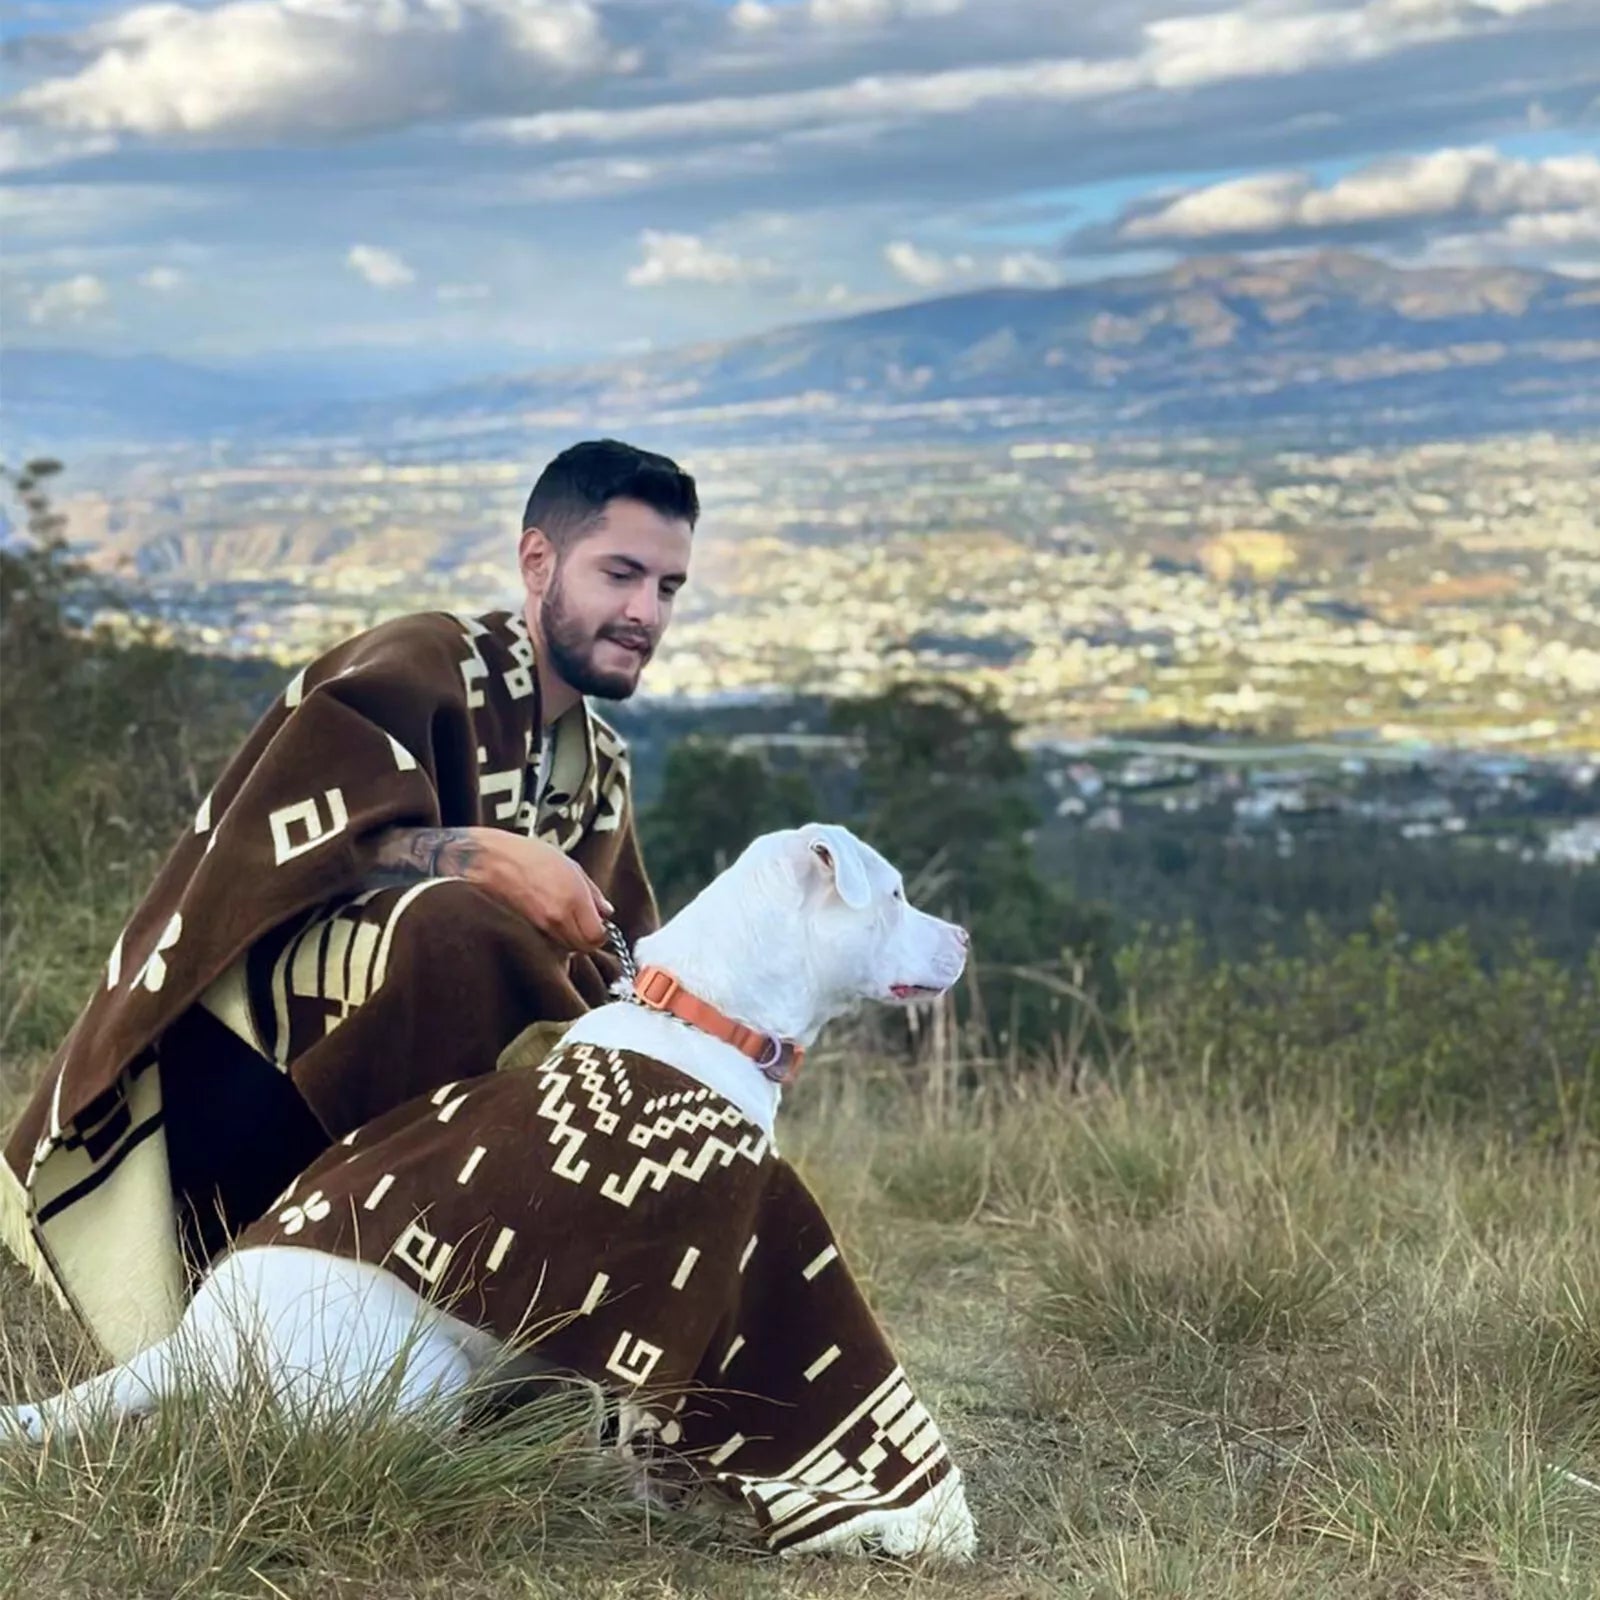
889 983 945 1001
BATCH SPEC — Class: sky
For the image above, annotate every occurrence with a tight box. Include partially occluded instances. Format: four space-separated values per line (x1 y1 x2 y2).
2 0 1598 387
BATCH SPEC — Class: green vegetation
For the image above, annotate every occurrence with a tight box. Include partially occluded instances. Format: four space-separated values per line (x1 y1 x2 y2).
0 467 276 1058
639 736 818 912
1123 915 1598 1141
827 681 1121 1058
1043 803 1600 973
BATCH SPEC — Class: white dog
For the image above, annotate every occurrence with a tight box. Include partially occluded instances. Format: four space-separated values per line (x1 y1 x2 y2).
3 824 974 1557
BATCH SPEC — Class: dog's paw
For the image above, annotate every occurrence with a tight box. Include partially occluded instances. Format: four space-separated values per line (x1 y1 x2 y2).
0 1403 47 1446
871 1472 977 1562
778 1471 977 1562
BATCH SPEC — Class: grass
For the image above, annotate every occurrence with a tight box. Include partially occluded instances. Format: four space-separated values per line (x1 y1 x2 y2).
4 1051 1596 1600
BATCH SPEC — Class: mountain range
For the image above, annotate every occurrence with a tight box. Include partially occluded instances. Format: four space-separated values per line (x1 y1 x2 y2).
5 252 1598 454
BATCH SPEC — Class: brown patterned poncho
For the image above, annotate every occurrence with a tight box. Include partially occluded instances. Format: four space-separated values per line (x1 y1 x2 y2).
236 1034 973 1559
2 610 656 1360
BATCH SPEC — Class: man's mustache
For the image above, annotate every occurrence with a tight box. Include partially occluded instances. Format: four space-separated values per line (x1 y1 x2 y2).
598 628 655 657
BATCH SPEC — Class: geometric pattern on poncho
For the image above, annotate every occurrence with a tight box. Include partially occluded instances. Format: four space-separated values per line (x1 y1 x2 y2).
237 1038 967 1556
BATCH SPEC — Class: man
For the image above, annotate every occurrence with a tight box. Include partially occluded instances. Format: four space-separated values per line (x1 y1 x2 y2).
1 438 697 1362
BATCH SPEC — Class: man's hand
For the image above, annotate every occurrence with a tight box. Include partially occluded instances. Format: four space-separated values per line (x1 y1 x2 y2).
368 825 613 951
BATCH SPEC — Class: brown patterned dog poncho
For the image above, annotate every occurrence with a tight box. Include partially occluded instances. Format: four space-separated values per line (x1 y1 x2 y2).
236 1031 975 1559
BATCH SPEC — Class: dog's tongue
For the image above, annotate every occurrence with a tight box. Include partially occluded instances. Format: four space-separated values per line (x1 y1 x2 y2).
892 983 937 999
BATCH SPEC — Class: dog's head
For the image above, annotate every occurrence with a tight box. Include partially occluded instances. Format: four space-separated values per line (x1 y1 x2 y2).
636 822 969 1046
741 823 969 1012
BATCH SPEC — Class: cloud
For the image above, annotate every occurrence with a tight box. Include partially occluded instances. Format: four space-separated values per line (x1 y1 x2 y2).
2 0 1593 364
884 239 975 287
487 53 1144 147
813 0 952 21
0 182 209 242
1497 204 1600 247
512 156 661 201
347 244 416 289
7 0 1587 233
138 265 186 291
484 0 1574 151
1142 0 1568 90
0 125 115 174
7 0 625 144
26 272 110 325
626 229 777 286
729 1 779 31
886 240 1062 289
997 250 1061 286
732 0 966 33
1115 146 1600 247
1449 199 1600 274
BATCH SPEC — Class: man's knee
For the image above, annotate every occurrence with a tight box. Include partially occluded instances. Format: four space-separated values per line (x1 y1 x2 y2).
160 1006 329 1267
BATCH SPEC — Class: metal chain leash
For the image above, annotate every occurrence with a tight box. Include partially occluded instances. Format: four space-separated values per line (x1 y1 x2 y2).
603 918 639 992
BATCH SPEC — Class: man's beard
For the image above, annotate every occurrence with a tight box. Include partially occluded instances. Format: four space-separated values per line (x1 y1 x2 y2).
541 579 653 702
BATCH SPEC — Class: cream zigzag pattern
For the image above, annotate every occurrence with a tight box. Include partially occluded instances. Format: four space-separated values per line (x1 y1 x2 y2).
534 1046 769 1210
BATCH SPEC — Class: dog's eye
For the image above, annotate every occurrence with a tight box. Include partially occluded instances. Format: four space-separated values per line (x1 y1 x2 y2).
892 887 904 901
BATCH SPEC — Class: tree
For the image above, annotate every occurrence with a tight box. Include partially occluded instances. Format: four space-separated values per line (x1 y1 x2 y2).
640 737 820 915
829 680 1037 908
1 457 67 541
0 461 264 1054
2 458 78 657
829 680 1119 1060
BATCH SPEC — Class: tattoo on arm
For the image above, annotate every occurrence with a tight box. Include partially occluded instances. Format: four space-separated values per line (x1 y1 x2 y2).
367 825 481 887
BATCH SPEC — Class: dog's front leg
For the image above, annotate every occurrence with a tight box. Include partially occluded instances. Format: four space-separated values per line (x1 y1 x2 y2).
1 1336 177 1445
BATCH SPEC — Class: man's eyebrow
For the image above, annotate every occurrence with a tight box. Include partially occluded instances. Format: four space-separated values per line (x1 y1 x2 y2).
603 553 688 583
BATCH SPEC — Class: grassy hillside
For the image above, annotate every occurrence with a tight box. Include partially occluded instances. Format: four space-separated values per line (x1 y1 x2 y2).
3 1055 1599 1598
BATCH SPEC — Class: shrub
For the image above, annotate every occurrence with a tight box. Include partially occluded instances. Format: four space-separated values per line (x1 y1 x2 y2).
1119 909 1600 1142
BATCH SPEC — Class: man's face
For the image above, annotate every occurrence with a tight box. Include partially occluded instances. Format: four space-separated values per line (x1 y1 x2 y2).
527 496 693 701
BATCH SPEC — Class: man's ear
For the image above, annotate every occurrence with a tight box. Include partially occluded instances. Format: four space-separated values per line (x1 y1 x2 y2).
802 824 872 910
519 525 555 597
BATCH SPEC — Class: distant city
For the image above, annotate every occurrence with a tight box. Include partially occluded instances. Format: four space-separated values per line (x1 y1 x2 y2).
58 426 1599 759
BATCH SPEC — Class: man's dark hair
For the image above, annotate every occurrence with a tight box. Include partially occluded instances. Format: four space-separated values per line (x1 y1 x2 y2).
522 439 699 551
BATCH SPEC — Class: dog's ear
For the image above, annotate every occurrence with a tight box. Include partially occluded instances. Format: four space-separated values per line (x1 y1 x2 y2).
803 824 872 910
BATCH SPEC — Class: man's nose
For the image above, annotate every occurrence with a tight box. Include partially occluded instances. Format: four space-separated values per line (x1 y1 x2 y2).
625 585 662 630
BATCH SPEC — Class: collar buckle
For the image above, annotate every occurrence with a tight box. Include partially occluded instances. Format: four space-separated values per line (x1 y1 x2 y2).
631 963 805 1087
633 966 680 1009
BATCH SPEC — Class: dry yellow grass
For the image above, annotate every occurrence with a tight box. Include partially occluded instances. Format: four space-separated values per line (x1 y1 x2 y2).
3 1054 1598 1600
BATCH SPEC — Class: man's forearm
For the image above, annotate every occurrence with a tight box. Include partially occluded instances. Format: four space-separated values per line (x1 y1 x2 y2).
364 823 609 949
367 825 483 887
